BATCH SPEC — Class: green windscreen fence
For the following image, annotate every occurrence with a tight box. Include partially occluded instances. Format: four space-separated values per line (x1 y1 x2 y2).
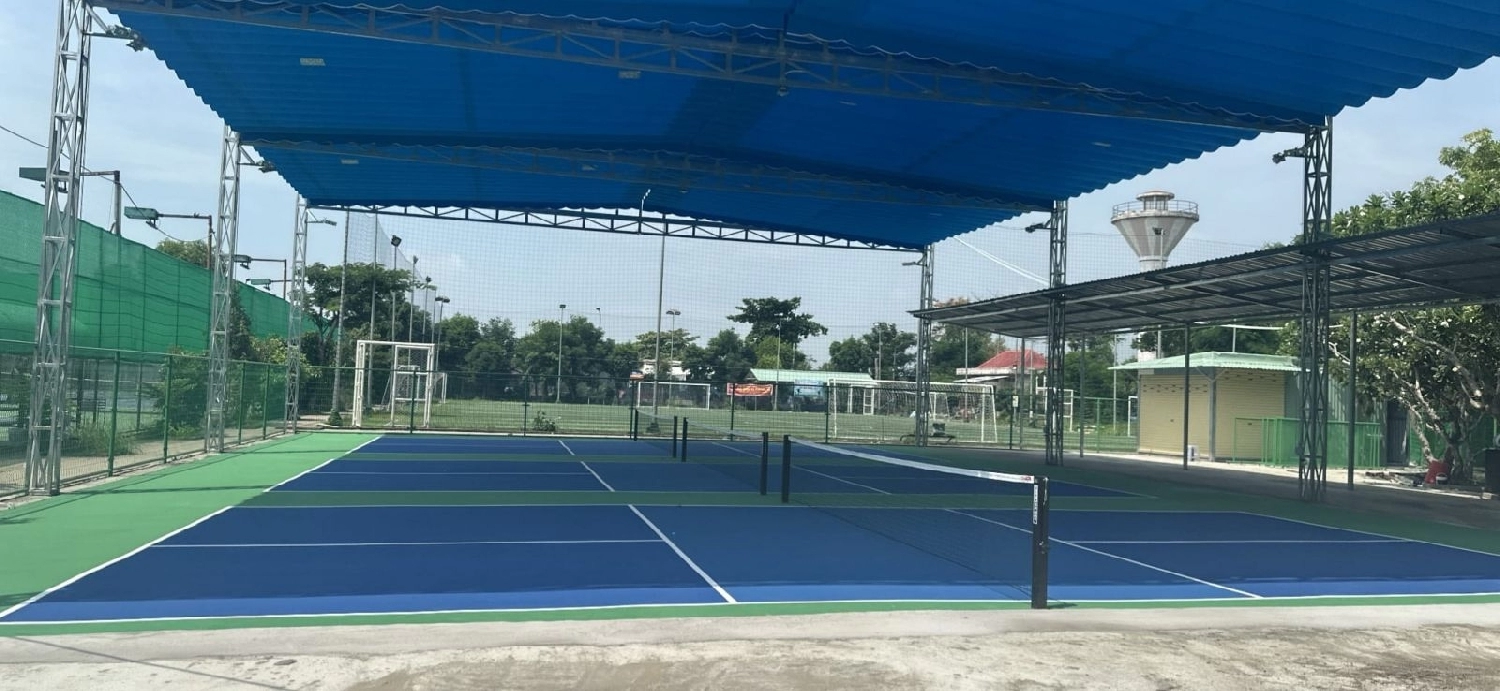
0 190 298 351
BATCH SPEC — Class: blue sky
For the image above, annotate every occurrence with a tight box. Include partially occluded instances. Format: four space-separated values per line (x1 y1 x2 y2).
2 5 1498 363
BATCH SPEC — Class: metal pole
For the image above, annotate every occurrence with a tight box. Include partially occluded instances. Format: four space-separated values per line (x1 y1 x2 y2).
1045 201 1068 467
780 435 792 504
407 257 418 342
108 171 121 235
106 351 120 475
647 190 664 418
759 431 769 496
556 305 565 404
1078 338 1085 457
915 246 934 446
1030 477 1050 609
285 199 308 434
332 211 349 414
1182 325 1192 469
1347 311 1358 488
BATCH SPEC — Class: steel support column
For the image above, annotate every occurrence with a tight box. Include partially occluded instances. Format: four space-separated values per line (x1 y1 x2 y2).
331 210 350 416
285 197 309 432
914 246 934 446
1284 121 1334 501
206 128 240 452
26 0 92 495
1045 201 1068 467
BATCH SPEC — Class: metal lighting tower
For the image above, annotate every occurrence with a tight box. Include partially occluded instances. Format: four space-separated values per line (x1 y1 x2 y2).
1044 201 1068 467
433 296 451 366
26 0 92 494
666 308 681 370
20 167 121 235
556 304 566 404
285 198 310 433
913 247 934 446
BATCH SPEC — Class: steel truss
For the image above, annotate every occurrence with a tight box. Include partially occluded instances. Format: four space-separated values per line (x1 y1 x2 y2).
1281 122 1334 501
205 127 240 453
316 205 921 252
97 0 1310 133
1045 201 1068 467
26 0 92 494
913 247 934 446
248 141 1049 212
285 198 308 432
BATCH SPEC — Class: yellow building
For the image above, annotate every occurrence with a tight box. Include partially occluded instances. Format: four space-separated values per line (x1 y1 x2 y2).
1111 353 1299 461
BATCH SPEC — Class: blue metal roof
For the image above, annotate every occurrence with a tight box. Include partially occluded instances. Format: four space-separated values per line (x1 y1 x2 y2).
100 1 1500 247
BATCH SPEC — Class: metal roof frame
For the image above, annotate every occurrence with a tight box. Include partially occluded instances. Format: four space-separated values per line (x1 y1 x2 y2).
915 213 1500 338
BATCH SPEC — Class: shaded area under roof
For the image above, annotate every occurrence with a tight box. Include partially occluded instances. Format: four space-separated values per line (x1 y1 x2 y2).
97 0 1500 246
915 214 1500 338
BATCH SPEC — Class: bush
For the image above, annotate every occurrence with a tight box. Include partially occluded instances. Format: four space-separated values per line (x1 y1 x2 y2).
63 422 137 456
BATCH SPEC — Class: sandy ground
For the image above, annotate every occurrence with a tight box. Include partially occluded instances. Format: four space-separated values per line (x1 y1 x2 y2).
4 605 1500 690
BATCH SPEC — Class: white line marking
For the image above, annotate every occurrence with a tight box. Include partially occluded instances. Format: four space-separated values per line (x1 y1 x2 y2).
626 505 735 603
8 587 1500 623
952 510 1262 599
1074 539 1406 545
711 441 759 457
0 435 383 621
155 539 659 549
1234 512 1500 558
557 439 575 456
580 462 615 492
797 466 890 494
313 471 592 476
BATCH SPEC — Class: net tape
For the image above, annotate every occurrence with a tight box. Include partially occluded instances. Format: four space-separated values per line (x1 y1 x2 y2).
785 437 1037 487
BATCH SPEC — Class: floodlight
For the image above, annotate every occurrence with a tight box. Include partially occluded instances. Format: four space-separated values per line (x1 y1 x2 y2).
389 235 402 247
123 206 160 221
17 167 45 182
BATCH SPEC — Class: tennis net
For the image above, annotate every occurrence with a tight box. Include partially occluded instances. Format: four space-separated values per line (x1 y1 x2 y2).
782 436 1051 608
634 409 775 495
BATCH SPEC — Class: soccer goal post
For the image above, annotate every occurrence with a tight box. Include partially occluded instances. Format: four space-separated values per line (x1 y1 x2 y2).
635 381 712 410
352 339 436 429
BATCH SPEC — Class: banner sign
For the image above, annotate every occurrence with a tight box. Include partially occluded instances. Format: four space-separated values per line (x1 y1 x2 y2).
793 380 826 397
727 383 773 397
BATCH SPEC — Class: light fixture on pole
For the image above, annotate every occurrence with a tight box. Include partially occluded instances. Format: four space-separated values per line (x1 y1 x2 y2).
232 254 288 299
21 167 123 235
407 257 420 341
387 235 401 342
556 303 567 404
124 206 212 267
433 296 451 367
665 309 681 375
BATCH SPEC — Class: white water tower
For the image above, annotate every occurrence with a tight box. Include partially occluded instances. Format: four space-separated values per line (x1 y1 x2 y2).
1110 191 1199 272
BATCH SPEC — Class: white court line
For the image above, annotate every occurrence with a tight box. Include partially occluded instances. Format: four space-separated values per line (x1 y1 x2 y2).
156 539 660 549
797 466 890 495
557 439 576 456
1074 539 1406 545
580 461 616 492
711 441 759 458
951 509 1262 600
314 471 592 476
627 505 735 603
1234 511 1500 558
0 435 383 621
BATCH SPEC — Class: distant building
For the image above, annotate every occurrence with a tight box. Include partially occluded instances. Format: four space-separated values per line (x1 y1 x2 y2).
955 349 1047 391
1111 352 1297 461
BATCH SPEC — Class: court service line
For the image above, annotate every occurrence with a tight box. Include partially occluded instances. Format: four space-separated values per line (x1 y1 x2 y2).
0 436 383 621
952 510 1262 600
156 539 660 549
1074 539 1406 545
579 461 616 491
314 471 592 476
1237 512 1500 558
710 441 759 458
797 466 890 495
557 439 576 456
626 505 736 603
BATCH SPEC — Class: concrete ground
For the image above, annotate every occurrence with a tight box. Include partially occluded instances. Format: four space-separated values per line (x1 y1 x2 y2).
3 605 1500 690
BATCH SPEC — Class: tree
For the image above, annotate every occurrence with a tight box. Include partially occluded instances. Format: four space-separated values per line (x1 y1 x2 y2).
155 239 209 268
930 324 1002 382
435 314 481 372
633 329 697 371
514 317 630 403
822 323 915 379
461 318 517 399
727 297 827 350
684 329 757 383
1324 129 1500 481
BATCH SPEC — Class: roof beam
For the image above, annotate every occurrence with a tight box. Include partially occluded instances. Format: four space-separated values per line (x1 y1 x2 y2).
314 204 921 252
101 0 1314 133
251 140 1050 211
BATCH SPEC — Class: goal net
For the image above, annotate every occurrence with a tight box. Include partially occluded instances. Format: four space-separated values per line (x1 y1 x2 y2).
634 381 712 410
352 339 436 428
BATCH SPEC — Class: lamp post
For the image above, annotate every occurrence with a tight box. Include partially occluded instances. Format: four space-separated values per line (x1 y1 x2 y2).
666 309 681 378
407 257 420 341
556 303 566 404
433 296 450 368
232 254 287 298
387 235 401 342
124 206 212 267
21 167 122 235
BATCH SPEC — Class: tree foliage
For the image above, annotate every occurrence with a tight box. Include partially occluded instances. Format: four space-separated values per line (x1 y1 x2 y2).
684 329 757 383
727 297 828 348
155 239 209 268
823 323 916 379
1327 129 1500 479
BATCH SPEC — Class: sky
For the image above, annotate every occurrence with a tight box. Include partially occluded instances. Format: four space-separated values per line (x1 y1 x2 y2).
2 5 1498 364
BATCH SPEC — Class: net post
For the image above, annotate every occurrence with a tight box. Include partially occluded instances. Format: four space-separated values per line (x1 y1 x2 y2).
630 408 639 441
780 435 792 504
681 418 690 462
729 384 737 430
107 351 121 476
1030 476 1051 610
671 415 679 458
759 431 770 496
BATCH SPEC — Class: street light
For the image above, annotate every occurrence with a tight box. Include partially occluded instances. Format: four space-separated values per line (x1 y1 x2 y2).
386 235 402 342
665 309 681 377
20 167 123 235
232 254 287 299
124 206 213 267
556 303 567 404
433 296 451 369
407 257 420 341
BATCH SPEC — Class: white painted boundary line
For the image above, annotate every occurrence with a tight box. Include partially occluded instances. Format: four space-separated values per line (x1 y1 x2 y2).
953 509 1262 600
314 471 592 476
557 440 576 456
1076 539 1405 545
1236 511 1500 558
581 462 616 492
627 505 735 603
0 435 383 621
797 466 890 495
157 539 660 549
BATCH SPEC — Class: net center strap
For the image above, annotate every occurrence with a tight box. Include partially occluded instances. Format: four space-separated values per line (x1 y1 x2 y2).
787 437 1036 486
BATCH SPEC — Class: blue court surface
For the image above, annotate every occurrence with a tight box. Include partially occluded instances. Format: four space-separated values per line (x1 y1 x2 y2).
5 435 1499 624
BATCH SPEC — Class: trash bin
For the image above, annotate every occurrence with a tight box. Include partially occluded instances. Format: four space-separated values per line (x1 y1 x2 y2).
1484 449 1500 494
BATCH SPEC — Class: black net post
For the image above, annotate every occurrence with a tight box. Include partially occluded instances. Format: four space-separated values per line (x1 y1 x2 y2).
107 351 121 476
759 431 769 495
681 418 690 462
630 408 639 441
671 415 679 458
729 385 737 430
780 435 792 503
1030 476 1051 609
